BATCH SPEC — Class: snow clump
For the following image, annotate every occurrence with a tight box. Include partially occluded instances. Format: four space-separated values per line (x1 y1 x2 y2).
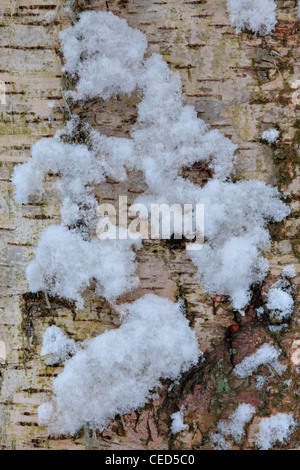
38 295 200 436
233 343 286 378
227 0 277 35
211 403 256 449
255 413 297 450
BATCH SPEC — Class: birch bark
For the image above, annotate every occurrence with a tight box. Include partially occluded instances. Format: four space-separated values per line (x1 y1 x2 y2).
0 0 299 450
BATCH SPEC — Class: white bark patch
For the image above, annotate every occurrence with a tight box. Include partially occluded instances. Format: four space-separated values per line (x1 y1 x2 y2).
0 341 6 362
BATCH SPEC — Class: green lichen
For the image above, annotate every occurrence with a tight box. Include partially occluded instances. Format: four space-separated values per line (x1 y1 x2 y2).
270 144 297 188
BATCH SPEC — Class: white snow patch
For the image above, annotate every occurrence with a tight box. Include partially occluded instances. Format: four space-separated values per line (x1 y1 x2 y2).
38 295 201 436
233 344 286 379
266 287 294 322
262 128 280 144
268 324 287 333
171 407 187 434
60 11 147 101
282 264 296 279
211 403 256 449
26 225 140 309
227 0 277 35
41 326 79 366
10 10 293 437
255 413 297 450
256 375 267 390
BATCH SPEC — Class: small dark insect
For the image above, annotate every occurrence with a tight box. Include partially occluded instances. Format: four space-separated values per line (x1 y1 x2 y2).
229 324 240 333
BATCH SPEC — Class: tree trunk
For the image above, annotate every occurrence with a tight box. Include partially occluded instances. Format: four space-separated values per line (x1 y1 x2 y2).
0 0 299 450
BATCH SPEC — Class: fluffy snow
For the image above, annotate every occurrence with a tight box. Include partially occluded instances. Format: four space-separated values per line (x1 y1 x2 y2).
13 11 290 311
26 225 140 309
262 128 280 144
170 407 187 434
227 0 277 35
41 326 79 366
233 343 286 378
255 375 267 390
211 403 256 449
266 287 294 322
255 413 297 450
38 295 201 435
190 224 270 310
132 53 237 183
256 307 264 317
